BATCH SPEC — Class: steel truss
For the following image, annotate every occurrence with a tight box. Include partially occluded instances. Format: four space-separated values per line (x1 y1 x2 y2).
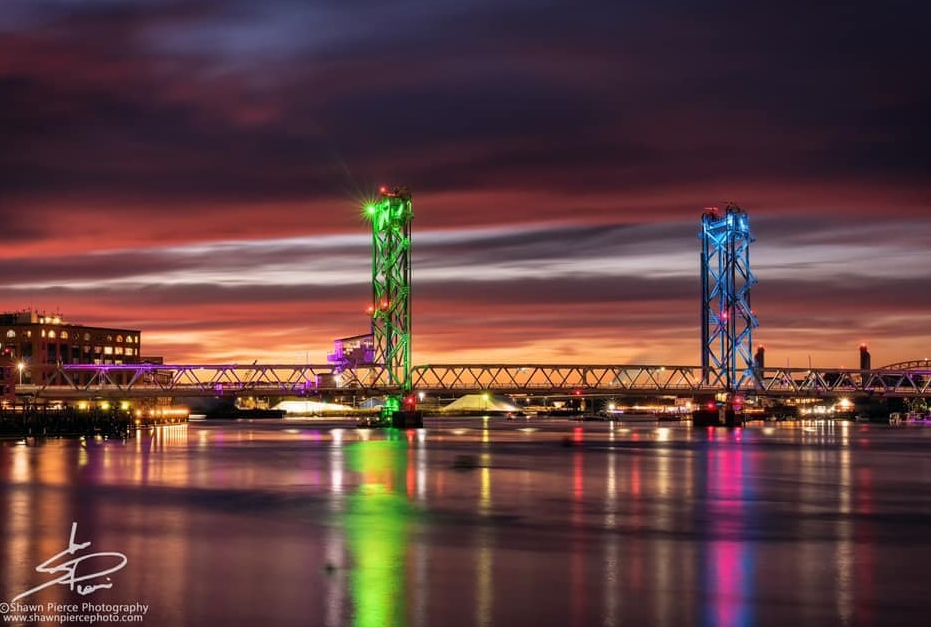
16 364 931 399
879 359 931 371
18 364 386 399
700 204 759 390
367 187 413 391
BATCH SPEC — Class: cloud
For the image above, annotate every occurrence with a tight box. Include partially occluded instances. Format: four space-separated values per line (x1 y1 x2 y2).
0 0 928 367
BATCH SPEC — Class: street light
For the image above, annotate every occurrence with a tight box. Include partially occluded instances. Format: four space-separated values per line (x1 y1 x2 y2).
16 362 24 385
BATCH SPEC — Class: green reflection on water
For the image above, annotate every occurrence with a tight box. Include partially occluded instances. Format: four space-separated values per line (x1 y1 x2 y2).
344 433 416 627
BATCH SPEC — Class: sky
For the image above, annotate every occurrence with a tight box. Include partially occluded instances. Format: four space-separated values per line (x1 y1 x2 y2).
1 0 929 368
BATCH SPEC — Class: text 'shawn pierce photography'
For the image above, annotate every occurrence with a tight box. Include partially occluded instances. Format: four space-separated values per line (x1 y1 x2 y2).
1 1 930 627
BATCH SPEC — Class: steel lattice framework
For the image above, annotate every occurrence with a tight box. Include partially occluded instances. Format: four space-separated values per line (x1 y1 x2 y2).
365 187 413 392
879 359 931 371
15 363 931 399
700 204 759 390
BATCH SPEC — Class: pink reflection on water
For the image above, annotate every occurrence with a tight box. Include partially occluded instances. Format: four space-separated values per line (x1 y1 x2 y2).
706 437 754 626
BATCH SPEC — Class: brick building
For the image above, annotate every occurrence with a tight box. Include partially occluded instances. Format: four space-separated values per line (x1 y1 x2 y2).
1 310 141 384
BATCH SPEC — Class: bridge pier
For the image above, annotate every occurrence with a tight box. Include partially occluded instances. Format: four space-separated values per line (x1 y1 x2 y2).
692 393 744 427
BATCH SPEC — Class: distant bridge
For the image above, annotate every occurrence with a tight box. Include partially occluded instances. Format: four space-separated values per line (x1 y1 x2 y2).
13 362 931 400
879 359 931 371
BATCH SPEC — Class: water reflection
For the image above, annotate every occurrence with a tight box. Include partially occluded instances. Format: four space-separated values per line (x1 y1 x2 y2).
703 431 756 627
344 434 415 627
0 418 927 625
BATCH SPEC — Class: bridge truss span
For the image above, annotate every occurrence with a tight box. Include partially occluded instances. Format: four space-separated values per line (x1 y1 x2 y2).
411 365 931 397
11 363 931 399
409 364 706 395
18 363 390 399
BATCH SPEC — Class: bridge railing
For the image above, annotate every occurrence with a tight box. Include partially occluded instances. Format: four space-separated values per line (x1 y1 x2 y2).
11 363 931 399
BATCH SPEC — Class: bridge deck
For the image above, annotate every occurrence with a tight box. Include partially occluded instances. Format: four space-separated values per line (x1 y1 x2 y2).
7 363 931 400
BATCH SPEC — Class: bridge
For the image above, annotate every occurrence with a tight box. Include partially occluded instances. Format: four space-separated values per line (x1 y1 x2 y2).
13 362 931 399
3 191 927 408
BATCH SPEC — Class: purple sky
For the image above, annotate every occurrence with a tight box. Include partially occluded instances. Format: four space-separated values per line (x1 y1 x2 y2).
1 0 929 367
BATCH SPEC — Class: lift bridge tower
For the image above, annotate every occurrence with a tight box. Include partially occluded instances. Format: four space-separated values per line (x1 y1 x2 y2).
364 186 420 426
700 204 759 390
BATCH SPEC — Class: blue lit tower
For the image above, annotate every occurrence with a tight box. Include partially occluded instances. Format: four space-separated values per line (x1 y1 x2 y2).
700 204 759 390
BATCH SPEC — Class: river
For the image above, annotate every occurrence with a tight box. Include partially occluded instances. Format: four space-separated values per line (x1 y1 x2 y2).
2 417 931 626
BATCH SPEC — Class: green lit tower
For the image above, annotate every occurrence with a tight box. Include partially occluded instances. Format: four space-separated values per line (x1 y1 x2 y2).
365 187 414 420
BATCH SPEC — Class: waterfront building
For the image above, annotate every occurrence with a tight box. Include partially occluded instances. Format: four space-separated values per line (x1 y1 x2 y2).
1 310 141 384
327 333 374 371
0 356 13 403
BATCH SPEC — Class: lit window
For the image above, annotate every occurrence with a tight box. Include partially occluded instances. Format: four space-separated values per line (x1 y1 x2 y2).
26 330 32 338
48 330 56 339
41 330 46 338
83 333 90 341
4 330 13 338
116 335 123 342
115 347 124 355
104 346 113 355
61 331 68 339
107 335 112 342
125 347 134 356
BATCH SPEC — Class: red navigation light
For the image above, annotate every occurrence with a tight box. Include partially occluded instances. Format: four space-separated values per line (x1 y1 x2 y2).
365 304 375 314
573 390 582 396
706 402 716 411
379 186 387 194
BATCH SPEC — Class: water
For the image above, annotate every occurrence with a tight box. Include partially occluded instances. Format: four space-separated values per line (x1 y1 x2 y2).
3 417 931 626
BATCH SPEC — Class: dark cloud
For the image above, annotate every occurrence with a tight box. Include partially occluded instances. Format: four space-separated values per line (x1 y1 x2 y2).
0 0 929 364
1 0 929 212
